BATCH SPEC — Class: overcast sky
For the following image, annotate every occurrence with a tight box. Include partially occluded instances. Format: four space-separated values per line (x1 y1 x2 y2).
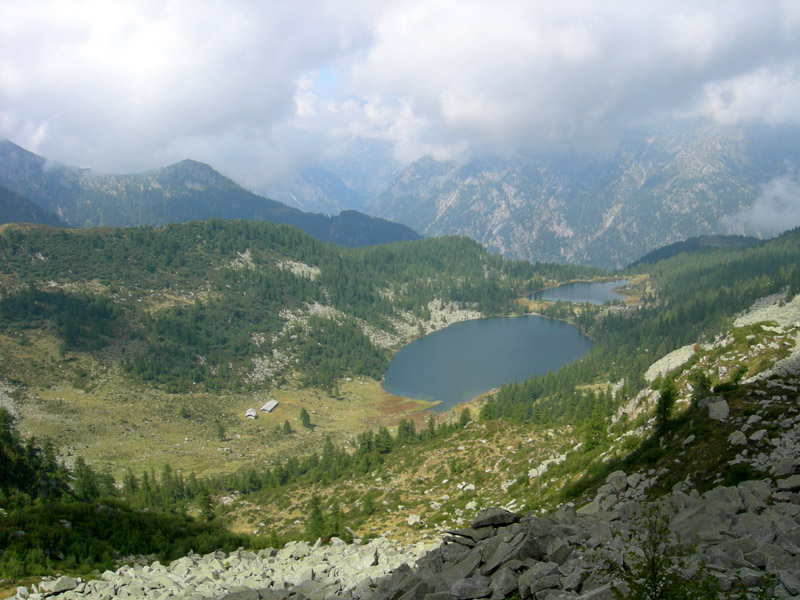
2 1 800 191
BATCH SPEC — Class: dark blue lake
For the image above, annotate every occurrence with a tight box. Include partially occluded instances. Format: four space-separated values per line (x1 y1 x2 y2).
532 279 630 305
381 315 592 412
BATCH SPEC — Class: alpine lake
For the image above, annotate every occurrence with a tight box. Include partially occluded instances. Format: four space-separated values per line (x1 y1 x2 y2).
381 280 628 412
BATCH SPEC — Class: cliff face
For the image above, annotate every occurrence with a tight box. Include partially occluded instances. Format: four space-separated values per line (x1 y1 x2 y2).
369 123 800 269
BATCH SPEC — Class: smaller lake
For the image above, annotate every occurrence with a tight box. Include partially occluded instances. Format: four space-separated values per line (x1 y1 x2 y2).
532 279 630 305
381 315 592 412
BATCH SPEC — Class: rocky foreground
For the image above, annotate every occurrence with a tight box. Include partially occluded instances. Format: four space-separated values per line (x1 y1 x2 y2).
14 470 800 600
14 537 433 600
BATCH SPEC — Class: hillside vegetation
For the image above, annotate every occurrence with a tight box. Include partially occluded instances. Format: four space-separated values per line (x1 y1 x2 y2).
1 222 799 593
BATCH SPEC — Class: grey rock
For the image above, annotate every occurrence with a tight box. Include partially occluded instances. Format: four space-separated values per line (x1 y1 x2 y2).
562 567 589 592
605 471 628 495
450 576 492 599
481 531 539 575
708 399 730 421
424 594 454 600
576 584 615 600
445 527 495 543
737 479 771 512
441 547 483 585
547 538 574 566
780 570 800 596
489 567 518 599
777 474 800 492
728 430 747 446
38 577 78 596
517 561 560 597
732 512 776 543
219 590 262 600
471 508 520 529
585 522 612 549
398 580 430 600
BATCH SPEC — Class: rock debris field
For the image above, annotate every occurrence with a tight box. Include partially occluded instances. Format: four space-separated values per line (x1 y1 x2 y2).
14 469 800 600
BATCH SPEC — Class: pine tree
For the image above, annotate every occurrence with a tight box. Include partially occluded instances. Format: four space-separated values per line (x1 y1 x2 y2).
655 377 677 437
306 495 325 541
300 408 312 429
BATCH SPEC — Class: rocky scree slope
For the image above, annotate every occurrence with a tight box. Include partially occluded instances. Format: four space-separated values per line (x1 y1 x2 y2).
18 473 800 600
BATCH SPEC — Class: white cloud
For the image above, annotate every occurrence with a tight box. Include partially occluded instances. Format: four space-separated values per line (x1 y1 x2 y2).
730 169 800 236
1 0 799 188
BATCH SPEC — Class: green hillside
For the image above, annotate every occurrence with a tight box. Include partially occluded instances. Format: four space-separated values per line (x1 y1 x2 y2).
1 223 799 588
0 220 597 393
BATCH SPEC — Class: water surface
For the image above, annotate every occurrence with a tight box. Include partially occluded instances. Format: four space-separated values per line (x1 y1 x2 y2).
382 315 592 412
532 279 630 305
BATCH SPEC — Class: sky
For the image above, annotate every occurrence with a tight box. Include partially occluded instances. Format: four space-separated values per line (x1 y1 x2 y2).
2 0 800 193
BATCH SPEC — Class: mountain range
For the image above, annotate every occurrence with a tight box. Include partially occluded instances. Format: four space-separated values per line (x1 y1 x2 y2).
367 121 800 269
0 185 64 227
4 119 800 268
0 140 419 247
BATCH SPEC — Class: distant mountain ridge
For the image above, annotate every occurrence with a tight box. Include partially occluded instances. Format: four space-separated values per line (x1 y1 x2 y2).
368 121 800 269
0 185 64 227
0 141 420 247
627 234 761 268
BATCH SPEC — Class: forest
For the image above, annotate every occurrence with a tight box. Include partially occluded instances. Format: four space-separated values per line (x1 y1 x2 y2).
0 220 598 392
480 227 800 426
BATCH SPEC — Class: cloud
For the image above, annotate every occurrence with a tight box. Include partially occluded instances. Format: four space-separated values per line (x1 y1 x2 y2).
729 169 800 236
1 0 800 189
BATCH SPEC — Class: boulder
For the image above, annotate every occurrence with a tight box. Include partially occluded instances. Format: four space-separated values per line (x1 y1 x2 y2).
471 508 520 529
737 479 771 512
38 577 78 596
728 431 747 446
451 576 493 600
777 474 800 492
490 566 518 599
605 471 628 495
707 399 730 421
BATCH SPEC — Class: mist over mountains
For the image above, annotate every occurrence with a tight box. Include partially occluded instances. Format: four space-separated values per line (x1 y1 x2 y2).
366 121 800 269
0 140 419 248
3 120 800 268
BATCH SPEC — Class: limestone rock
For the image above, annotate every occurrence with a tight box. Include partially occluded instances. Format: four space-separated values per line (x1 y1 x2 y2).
728 430 748 446
707 398 730 421
777 474 800 492
38 577 78 596
470 508 519 529
450 576 492 599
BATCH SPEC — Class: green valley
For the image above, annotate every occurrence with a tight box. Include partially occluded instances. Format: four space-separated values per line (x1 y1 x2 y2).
1 220 799 597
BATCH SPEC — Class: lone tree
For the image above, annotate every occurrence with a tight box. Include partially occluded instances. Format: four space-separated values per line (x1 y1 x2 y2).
300 407 312 429
655 377 677 437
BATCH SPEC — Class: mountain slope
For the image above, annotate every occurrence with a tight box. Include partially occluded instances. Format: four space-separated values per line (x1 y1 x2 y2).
0 185 64 227
0 141 419 247
262 165 368 215
369 122 800 268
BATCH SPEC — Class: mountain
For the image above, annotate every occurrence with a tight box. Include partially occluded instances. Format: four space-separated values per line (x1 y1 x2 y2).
262 165 367 215
0 140 419 247
626 234 760 268
0 185 64 227
263 140 403 214
369 121 800 269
